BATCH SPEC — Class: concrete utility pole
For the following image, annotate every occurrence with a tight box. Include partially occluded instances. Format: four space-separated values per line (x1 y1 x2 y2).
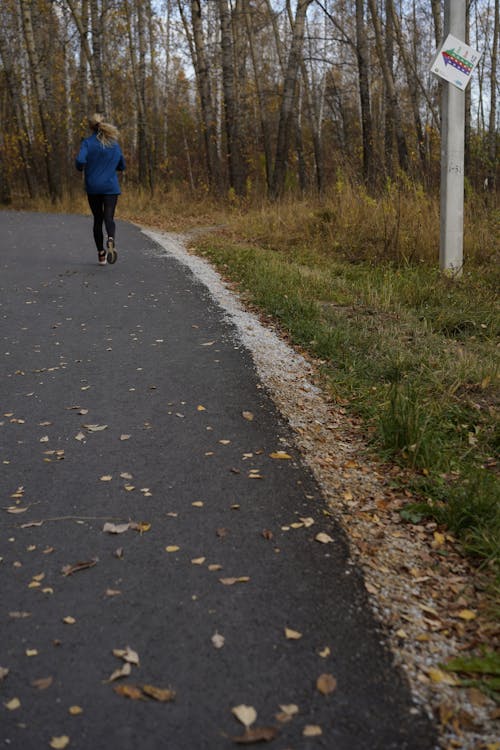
440 0 466 276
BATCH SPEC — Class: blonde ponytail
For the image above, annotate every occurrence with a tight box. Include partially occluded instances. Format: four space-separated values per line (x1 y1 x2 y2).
88 113 119 147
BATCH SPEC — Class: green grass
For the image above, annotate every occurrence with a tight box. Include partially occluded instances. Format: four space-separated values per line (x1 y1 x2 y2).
193 233 499 578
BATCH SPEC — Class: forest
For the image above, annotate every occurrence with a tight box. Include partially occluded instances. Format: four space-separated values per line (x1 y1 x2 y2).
0 0 498 204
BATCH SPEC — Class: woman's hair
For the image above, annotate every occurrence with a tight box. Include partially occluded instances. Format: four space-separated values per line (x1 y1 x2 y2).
88 113 119 147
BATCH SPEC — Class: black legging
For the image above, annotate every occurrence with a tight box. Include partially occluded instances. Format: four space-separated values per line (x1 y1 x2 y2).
87 194 118 252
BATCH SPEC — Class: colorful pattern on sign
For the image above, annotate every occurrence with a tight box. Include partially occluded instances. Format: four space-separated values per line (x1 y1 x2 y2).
442 49 474 76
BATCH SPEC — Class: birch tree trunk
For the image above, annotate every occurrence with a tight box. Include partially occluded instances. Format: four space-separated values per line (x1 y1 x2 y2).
217 0 246 195
488 0 499 191
355 0 375 186
367 0 409 174
270 0 312 200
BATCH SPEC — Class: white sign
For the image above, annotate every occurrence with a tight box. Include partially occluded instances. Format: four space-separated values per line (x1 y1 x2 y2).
431 34 482 90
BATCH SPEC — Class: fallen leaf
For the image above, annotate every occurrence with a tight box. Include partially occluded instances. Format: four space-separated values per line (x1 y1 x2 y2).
428 668 458 685
4 506 29 514
74 432 86 442
130 521 151 533
316 673 337 695
8 611 32 619
40 436 49 443
457 609 477 621
303 725 322 737
220 577 250 585
100 475 112 482
299 517 315 528
165 545 180 553
113 684 145 700
105 589 122 597
217 527 229 538
197 405 206 411
191 557 206 565
208 564 223 571
5 697 21 710
231 727 279 744
83 424 108 431
105 662 132 683
50 737 70 750
315 532 333 544
20 521 44 528
211 632 225 649
31 676 53 690
0 667 9 681
68 706 83 715
120 472 133 480
285 628 302 640
318 646 331 658
279 704 298 717
232 704 257 728
102 522 131 534
26 649 38 657
61 559 97 576
120 434 131 441
62 616 76 625
192 501 204 508
269 451 292 460
114 548 124 559
242 411 254 421
262 529 273 540
141 684 176 702
113 646 139 666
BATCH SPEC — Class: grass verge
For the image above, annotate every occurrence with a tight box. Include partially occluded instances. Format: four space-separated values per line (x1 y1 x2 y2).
189 196 499 582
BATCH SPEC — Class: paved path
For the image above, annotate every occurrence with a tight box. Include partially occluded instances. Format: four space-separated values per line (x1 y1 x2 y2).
0 211 436 749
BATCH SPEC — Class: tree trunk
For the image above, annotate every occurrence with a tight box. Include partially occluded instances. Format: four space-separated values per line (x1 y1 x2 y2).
270 0 313 200
355 0 375 186
488 0 499 191
19 0 61 201
384 0 394 177
217 0 246 195
89 0 105 111
189 0 223 192
367 0 409 174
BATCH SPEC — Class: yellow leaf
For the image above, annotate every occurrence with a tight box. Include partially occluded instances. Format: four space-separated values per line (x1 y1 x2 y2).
285 628 303 640
165 545 180 553
457 609 477 621
428 668 457 685
232 704 257 728
26 649 38 657
197 405 206 411
242 411 254 421
318 646 331 658
5 697 21 710
269 451 292 460
62 616 76 625
192 501 204 507
141 684 176 702
68 706 83 715
50 736 70 749
303 725 322 737
100 475 112 482
433 531 445 546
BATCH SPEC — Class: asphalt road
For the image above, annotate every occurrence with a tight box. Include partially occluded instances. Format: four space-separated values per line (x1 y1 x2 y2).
0 210 436 749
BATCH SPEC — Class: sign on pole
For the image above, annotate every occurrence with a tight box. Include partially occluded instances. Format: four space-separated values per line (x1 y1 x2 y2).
431 34 482 91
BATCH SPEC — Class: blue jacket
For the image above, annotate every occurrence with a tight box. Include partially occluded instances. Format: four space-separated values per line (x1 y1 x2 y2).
75 133 125 195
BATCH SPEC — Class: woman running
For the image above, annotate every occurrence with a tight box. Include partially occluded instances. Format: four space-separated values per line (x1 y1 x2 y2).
76 114 125 266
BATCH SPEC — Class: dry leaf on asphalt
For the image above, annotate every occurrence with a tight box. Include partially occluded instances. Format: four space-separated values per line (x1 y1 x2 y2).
232 705 257 728
83 424 108 432
61 559 97 576
105 663 132 683
231 727 279 744
49 737 70 749
141 685 176 702
62 616 76 625
102 522 131 534
113 684 145 700
316 673 337 695
262 529 273 540
220 577 250 585
211 632 225 649
269 451 292 460
31 676 53 690
285 628 303 640
276 704 299 723
165 545 180 553
314 532 334 544
303 725 322 737
113 646 139 666
68 706 83 715
4 697 20 710
0 667 9 681
191 557 206 565
242 411 254 421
